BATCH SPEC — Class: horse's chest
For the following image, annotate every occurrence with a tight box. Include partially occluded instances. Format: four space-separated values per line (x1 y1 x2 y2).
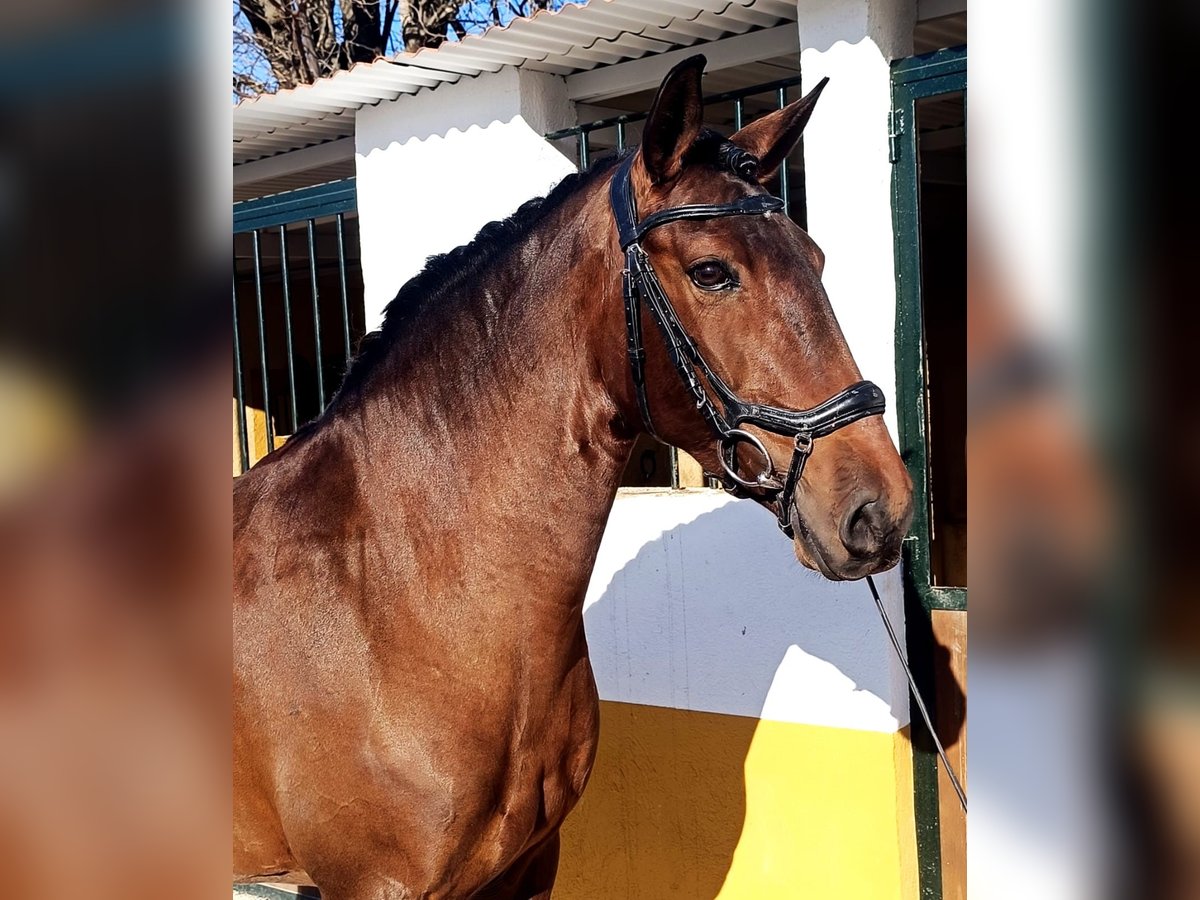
498 670 600 827
541 690 599 800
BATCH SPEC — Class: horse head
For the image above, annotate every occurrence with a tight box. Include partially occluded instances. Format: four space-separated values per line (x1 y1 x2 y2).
611 56 913 580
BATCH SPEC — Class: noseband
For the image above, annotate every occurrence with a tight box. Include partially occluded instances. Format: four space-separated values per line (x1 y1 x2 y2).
609 153 886 537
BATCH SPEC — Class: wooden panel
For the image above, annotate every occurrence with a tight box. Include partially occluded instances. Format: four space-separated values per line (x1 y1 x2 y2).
676 451 707 488
931 609 967 900
233 402 286 474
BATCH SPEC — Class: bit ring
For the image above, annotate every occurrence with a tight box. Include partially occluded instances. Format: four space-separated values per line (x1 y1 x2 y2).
719 428 777 489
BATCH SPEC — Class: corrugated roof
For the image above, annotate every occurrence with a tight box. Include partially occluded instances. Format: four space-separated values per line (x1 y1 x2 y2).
233 0 798 165
913 12 966 54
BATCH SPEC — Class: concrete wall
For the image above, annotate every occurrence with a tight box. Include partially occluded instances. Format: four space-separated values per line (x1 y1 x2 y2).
557 490 916 898
585 491 907 733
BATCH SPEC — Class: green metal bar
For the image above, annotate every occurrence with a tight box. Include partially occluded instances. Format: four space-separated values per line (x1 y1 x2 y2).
904 578 946 900
922 585 967 611
547 116 626 142
251 229 274 452
579 129 590 171
734 97 744 131
548 117 606 142
616 119 626 153
336 213 352 371
904 74 968 102
306 218 326 410
777 85 790 215
232 271 250 475
234 178 357 234
544 75 805 142
891 45 966 85
891 78 940 900
701 75 802 107
277 225 299 432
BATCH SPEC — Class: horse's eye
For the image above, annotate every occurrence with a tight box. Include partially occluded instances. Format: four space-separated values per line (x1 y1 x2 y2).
688 260 735 290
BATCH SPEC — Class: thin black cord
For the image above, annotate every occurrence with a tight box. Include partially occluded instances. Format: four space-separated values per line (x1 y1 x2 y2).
866 575 968 813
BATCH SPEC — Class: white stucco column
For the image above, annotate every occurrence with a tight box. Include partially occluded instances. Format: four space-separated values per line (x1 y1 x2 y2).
797 0 915 441
354 68 577 329
795 0 917 715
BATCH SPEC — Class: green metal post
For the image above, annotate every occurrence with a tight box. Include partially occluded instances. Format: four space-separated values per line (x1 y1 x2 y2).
307 219 326 410
251 229 274 452
336 213 352 370
778 86 790 215
232 271 250 474
277 225 299 432
889 45 968 900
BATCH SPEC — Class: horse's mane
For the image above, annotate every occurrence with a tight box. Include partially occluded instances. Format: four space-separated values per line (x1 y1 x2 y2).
329 155 621 411
291 131 741 443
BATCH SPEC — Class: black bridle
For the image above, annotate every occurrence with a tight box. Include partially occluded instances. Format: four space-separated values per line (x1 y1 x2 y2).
610 153 886 537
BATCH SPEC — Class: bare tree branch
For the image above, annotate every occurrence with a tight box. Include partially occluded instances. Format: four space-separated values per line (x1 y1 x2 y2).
381 0 400 53
233 0 567 98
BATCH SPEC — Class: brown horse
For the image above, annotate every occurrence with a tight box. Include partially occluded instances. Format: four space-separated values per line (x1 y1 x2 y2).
234 56 912 899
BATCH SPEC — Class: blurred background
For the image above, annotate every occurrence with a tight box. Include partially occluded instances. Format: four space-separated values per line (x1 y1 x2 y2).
0 0 1195 897
969 1 1198 898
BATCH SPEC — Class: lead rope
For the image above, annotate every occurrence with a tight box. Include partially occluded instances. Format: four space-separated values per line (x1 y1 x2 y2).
866 575 968 814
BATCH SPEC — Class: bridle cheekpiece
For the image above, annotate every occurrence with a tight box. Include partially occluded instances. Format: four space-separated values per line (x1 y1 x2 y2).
609 151 887 537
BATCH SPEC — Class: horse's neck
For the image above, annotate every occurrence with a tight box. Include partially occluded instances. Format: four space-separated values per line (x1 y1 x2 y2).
332 190 631 613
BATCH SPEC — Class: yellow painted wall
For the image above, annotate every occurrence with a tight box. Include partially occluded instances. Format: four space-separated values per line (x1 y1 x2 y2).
557 701 916 900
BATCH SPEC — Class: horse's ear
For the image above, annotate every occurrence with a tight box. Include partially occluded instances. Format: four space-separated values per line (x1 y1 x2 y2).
729 76 829 182
639 55 706 185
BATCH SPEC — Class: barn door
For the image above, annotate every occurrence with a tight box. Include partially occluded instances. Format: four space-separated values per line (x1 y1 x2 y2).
890 45 967 900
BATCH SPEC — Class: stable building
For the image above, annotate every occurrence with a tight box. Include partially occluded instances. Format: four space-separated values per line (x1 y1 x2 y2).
232 1 967 896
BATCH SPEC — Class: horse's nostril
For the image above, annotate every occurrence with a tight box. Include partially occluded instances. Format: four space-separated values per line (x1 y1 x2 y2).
842 494 885 559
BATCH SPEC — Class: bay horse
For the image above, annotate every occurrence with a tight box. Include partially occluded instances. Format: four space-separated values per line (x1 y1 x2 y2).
234 56 913 899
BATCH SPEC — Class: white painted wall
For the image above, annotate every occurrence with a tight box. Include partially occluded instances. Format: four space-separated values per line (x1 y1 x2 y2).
355 68 577 330
586 490 910 732
797 0 915 445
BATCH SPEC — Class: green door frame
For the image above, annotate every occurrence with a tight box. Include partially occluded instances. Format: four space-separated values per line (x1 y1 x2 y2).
892 45 968 616
890 44 967 900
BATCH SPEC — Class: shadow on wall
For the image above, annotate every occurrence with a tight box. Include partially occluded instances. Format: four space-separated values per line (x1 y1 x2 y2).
556 497 915 899
584 497 908 726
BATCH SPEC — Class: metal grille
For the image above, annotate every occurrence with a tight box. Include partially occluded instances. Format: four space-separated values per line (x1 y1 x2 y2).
232 179 364 475
546 74 806 226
